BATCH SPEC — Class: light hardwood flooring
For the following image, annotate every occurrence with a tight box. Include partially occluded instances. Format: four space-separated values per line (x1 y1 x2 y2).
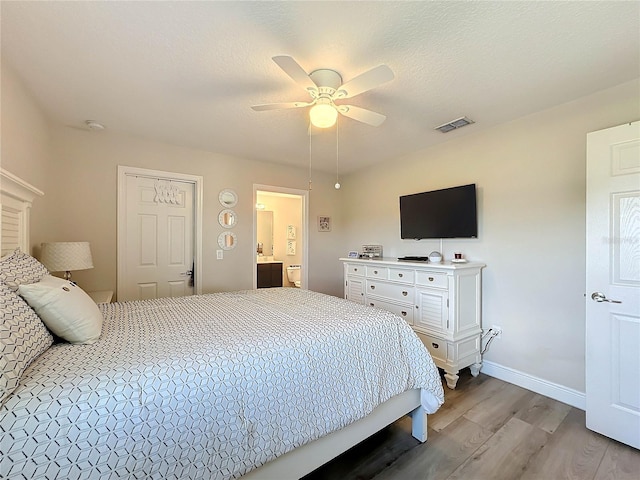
302 370 640 480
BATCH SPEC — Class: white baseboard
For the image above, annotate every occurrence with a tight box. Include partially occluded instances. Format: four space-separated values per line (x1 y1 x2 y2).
480 360 586 410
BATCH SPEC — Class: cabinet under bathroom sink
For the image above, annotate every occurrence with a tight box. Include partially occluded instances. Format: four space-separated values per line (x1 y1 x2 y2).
257 262 283 288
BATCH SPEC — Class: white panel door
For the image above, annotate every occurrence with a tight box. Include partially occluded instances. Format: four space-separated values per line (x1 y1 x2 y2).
122 175 195 301
586 121 640 449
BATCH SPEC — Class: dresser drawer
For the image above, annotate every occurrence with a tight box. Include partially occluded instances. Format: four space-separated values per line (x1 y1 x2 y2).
367 280 414 302
347 264 365 276
420 334 448 364
366 266 389 279
416 271 448 289
388 268 414 283
367 298 414 325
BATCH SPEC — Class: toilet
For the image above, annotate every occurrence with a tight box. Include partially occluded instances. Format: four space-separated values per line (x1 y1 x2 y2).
286 265 301 288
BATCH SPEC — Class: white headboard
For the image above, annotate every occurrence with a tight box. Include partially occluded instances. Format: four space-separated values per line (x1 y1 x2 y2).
0 168 44 256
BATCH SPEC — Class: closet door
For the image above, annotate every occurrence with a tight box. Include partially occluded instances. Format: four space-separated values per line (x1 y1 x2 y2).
120 174 195 301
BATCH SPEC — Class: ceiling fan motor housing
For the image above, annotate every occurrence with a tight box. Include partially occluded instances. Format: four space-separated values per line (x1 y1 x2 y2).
309 69 343 92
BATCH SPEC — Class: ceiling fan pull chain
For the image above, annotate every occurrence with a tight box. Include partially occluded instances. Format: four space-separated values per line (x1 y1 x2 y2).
335 118 341 190
308 121 313 191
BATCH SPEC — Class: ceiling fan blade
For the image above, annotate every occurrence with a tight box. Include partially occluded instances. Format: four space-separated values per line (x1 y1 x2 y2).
251 101 314 111
333 65 394 100
272 56 318 96
336 105 387 127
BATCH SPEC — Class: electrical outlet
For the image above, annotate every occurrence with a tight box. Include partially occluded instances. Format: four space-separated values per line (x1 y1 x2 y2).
216 250 223 260
491 325 503 338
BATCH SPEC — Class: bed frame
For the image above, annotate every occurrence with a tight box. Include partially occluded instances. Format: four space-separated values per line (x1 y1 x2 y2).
242 389 427 478
0 169 429 479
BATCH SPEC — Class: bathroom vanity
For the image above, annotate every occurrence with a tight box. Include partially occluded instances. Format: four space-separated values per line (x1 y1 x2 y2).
257 261 283 288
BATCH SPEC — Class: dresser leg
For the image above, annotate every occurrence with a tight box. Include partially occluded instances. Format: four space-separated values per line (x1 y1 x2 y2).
470 362 482 377
443 370 459 389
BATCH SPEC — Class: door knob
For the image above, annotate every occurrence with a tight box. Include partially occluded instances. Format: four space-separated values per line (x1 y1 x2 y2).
591 292 622 304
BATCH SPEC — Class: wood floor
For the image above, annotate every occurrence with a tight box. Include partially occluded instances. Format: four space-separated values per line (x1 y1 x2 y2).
302 370 640 480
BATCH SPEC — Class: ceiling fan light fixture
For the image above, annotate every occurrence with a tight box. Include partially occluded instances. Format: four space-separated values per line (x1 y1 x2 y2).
309 102 338 129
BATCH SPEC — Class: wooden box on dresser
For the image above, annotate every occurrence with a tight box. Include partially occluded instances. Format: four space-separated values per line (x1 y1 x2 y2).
340 258 485 389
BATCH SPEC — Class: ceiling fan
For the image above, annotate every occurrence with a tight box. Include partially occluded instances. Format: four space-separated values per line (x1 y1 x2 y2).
251 56 394 128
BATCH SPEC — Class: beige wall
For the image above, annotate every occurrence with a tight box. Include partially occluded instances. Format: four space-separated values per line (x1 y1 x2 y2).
340 79 640 393
2 61 346 297
43 126 345 297
0 60 54 254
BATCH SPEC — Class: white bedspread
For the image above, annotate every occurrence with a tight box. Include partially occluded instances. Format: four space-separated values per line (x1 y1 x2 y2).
1 288 444 479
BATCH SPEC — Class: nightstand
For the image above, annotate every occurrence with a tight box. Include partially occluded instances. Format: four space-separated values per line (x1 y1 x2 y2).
87 290 113 304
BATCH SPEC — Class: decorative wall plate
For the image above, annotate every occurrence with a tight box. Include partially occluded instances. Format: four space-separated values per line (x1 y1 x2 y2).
218 231 237 250
219 189 238 208
218 209 237 228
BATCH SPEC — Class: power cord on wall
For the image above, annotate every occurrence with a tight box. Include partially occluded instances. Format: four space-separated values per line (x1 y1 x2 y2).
481 328 500 355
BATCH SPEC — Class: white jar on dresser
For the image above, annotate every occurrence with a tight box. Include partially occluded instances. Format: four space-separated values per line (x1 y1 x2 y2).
340 257 485 389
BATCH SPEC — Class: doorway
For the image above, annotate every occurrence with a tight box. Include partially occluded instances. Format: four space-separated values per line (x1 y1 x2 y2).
253 185 308 290
117 166 203 301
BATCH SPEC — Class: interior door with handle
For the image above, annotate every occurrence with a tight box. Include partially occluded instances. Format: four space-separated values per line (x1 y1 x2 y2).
585 121 640 449
121 174 195 301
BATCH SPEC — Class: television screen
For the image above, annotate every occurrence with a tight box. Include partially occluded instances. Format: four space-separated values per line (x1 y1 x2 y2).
400 184 477 239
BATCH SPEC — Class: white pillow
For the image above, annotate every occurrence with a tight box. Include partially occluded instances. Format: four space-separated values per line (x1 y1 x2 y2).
18 275 103 345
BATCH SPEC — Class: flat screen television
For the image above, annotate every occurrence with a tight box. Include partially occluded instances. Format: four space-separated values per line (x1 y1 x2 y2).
400 184 477 239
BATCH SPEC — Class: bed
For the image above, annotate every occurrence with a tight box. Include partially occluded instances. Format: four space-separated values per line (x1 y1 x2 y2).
0 169 444 479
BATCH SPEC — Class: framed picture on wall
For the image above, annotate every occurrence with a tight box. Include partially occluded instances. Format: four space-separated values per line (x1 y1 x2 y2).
287 225 296 239
318 216 331 232
287 239 296 255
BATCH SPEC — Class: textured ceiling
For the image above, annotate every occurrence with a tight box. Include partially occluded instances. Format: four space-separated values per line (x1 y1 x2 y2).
2 1 639 174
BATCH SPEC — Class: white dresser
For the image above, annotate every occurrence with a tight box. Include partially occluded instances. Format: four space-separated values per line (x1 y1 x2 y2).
341 257 485 389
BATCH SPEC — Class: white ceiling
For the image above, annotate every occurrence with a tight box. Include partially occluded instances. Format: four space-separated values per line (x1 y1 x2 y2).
2 1 638 174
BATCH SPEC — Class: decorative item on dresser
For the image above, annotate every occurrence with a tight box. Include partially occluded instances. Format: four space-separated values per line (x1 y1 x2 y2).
341 257 485 389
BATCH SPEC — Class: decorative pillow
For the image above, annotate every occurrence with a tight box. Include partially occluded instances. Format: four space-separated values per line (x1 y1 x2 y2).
18 275 103 345
0 248 49 292
1 282 53 403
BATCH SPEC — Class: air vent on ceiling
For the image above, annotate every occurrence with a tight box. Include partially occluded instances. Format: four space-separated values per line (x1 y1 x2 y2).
435 116 474 133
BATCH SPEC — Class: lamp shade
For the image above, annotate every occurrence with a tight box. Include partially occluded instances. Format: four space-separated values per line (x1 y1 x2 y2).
309 102 338 129
40 242 94 273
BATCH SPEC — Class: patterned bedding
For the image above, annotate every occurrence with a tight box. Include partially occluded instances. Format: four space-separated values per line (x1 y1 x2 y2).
1 288 444 479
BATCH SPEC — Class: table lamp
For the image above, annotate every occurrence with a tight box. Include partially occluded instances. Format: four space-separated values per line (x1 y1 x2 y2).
40 242 94 281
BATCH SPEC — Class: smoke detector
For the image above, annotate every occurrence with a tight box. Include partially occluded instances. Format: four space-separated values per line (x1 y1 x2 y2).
85 120 105 131
435 116 474 133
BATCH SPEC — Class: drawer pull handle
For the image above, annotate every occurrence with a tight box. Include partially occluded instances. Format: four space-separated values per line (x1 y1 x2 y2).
398 273 403 278
370 285 376 290
354 268 358 272
370 303 375 307
401 311 407 316
374 270 378 274
402 291 408 296
428 277 434 282
432 343 439 349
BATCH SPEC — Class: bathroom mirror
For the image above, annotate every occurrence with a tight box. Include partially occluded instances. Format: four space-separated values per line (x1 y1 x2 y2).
219 189 238 208
218 231 237 250
218 209 237 228
256 210 274 257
